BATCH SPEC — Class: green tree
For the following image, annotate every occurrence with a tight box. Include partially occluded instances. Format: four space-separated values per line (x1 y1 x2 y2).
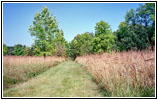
14 44 24 56
137 3 155 47
114 21 127 51
115 3 155 51
29 6 59 53
7 46 14 55
135 3 155 47
3 44 8 55
115 22 149 51
125 25 148 50
24 46 31 56
93 34 116 53
51 30 67 56
93 21 116 53
69 39 80 60
69 32 94 59
95 20 112 36
125 9 137 25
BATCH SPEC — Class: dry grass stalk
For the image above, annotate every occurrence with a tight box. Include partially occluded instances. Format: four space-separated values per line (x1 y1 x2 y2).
3 56 66 89
75 50 155 97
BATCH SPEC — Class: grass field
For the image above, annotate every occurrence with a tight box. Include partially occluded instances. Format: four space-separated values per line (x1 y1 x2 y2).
3 56 65 90
75 50 155 97
3 50 155 97
3 61 102 97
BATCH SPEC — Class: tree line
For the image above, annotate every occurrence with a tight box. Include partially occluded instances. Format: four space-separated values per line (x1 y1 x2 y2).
3 3 155 60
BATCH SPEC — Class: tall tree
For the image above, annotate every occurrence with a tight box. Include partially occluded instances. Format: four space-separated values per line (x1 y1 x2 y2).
51 30 67 56
125 9 137 25
69 32 94 59
29 6 59 53
93 21 116 53
114 21 128 51
137 3 155 46
95 20 112 36
115 3 155 51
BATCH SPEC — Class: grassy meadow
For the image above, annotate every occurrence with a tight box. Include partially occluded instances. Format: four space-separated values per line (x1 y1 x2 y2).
3 3 156 98
3 50 155 97
4 61 102 97
75 50 155 97
3 56 65 90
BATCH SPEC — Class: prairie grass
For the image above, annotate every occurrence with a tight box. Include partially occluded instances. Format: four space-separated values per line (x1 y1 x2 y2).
4 61 102 97
75 50 155 97
3 56 65 90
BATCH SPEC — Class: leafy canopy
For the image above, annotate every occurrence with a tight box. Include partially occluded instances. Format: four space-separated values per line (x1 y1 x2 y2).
29 6 59 53
14 44 25 56
93 21 116 53
3 44 8 55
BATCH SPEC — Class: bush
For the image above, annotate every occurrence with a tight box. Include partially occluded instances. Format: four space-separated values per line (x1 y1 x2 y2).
39 52 52 56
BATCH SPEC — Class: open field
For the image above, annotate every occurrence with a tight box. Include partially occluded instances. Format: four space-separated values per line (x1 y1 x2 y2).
3 56 65 90
3 50 155 97
3 2 156 98
3 61 102 97
75 50 155 97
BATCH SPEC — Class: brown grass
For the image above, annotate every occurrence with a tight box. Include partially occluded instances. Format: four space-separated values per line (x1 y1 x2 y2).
75 50 155 97
3 56 65 90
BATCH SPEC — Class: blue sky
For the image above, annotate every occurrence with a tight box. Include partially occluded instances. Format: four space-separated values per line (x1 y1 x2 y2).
3 3 143 46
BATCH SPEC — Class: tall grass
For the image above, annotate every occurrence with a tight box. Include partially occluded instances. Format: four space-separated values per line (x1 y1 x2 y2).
75 50 155 97
3 56 65 90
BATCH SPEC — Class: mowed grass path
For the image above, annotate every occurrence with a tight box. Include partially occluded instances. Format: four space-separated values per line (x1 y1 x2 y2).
4 61 102 97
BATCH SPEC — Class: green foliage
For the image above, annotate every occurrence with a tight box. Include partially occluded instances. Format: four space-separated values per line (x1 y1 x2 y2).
125 9 137 25
93 21 116 53
69 40 79 60
77 32 94 55
7 46 14 55
39 51 52 56
29 6 68 57
7 3 155 57
51 30 67 56
137 3 155 46
93 34 116 53
32 45 40 56
29 6 59 53
69 32 94 59
14 44 25 56
115 3 155 51
24 46 31 56
3 44 8 55
114 22 127 51
65 42 71 58
95 20 112 36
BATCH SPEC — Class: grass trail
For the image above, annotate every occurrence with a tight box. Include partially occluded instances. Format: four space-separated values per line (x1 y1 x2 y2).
4 61 102 97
